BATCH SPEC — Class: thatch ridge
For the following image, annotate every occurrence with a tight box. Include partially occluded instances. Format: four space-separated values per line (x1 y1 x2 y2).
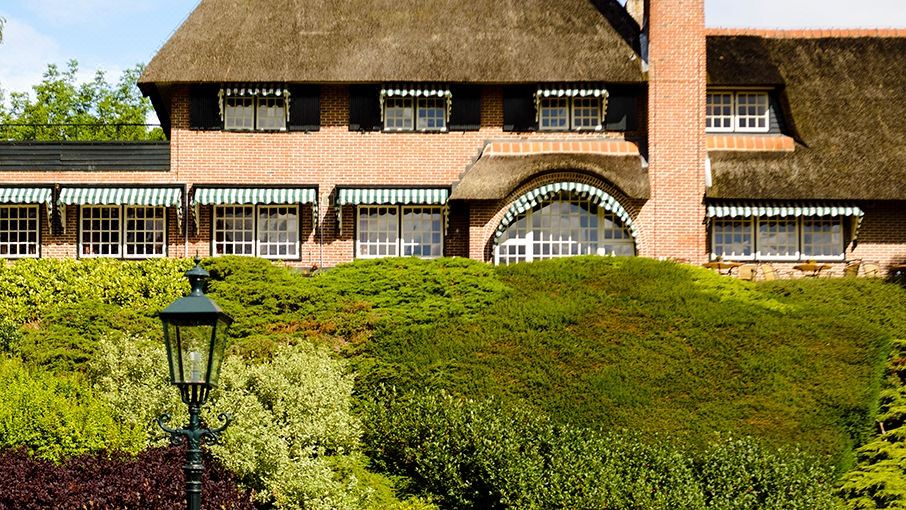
140 0 644 85
451 153 649 201
707 36 906 200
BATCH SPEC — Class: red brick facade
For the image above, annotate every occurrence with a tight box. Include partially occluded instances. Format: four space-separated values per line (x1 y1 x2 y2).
3 0 905 276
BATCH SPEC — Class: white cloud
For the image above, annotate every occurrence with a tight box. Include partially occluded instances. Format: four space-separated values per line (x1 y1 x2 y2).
707 0 906 28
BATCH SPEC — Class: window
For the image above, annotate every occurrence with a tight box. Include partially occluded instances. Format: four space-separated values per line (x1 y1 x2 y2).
710 217 845 261
224 96 286 131
356 206 443 259
0 206 39 258
213 205 299 259
383 96 447 132
495 196 635 265
706 91 770 133
81 206 167 258
539 97 603 131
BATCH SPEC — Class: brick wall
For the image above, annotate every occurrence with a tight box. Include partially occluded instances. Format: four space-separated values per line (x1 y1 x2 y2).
638 0 707 263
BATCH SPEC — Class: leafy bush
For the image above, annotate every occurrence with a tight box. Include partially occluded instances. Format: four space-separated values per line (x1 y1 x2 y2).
0 357 142 462
89 334 424 510
0 446 253 510
364 390 839 510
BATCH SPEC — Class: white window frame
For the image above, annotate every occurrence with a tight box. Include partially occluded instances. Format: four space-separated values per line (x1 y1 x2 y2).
256 205 300 259
706 92 735 133
571 97 603 130
213 205 300 259
539 97 604 132
356 206 443 259
706 90 771 134
493 197 635 265
224 96 286 132
80 205 167 259
539 97 571 131
710 216 847 262
123 206 167 259
0 205 40 259
755 217 800 261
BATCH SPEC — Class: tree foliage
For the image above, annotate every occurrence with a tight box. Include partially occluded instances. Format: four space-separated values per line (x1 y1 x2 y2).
0 60 164 141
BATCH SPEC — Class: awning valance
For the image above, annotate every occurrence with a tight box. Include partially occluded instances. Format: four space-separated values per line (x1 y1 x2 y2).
58 187 182 207
57 187 184 233
535 85 609 99
192 187 317 206
221 84 290 98
706 203 864 218
191 187 319 233
335 187 450 234
0 187 53 205
493 182 637 245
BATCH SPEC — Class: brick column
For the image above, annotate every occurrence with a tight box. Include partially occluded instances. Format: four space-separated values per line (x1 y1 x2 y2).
637 0 707 262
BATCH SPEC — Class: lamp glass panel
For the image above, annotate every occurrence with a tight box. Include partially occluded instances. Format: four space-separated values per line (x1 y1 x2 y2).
165 321 215 385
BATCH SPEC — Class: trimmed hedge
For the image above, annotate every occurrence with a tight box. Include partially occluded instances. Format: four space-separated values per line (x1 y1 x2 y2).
0 446 254 510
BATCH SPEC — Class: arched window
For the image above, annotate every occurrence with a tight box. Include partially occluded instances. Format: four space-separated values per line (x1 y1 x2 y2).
493 183 636 265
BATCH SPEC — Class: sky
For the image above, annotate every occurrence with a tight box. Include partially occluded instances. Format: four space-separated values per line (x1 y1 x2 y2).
1 0 905 110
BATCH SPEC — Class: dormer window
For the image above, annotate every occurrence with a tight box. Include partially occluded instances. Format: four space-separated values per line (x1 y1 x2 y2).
380 86 451 132
706 91 770 133
535 86 608 132
220 85 289 131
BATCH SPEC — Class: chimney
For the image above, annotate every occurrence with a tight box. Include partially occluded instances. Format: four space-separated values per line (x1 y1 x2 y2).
636 0 707 262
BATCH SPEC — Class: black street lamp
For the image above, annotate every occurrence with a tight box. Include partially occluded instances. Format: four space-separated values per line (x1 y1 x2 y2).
157 258 233 510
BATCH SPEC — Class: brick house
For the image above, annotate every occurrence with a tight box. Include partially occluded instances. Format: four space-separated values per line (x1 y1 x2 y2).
1 0 904 275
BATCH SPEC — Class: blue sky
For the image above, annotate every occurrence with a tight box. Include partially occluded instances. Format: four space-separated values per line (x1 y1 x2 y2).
1 0 905 102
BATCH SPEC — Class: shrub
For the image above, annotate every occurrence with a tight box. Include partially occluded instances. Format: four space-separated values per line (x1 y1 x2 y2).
363 389 839 510
0 446 254 510
89 334 415 510
0 357 142 462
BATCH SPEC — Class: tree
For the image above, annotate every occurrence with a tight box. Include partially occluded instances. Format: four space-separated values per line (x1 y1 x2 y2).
0 60 164 141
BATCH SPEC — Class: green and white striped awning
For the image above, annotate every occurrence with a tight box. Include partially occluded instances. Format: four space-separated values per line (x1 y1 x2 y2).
192 188 317 206
58 187 182 207
706 202 864 218
493 182 638 245
0 187 53 205
336 188 449 206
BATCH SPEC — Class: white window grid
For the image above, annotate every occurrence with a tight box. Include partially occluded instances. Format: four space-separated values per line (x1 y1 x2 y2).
224 96 255 131
0 205 39 259
710 218 755 261
256 97 286 131
124 206 167 258
384 97 414 131
213 205 255 256
80 206 122 258
416 97 447 131
401 207 443 258
802 218 845 260
736 92 770 132
571 97 602 130
494 196 635 265
539 97 570 131
357 206 399 258
710 216 846 261
257 205 299 259
757 218 799 260
706 92 735 132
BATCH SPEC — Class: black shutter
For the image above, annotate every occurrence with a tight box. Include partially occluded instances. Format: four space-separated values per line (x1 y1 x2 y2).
503 85 536 132
348 85 382 131
189 85 223 130
604 94 638 131
448 85 481 131
288 85 320 131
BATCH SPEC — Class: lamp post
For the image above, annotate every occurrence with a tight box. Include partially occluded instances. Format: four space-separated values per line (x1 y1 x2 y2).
157 258 233 510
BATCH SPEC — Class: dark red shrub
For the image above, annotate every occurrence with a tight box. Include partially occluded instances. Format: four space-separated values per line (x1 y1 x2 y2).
0 446 256 510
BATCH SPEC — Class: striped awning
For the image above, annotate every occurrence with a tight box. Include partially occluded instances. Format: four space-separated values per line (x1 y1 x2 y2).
336 188 449 206
706 202 865 218
192 188 317 206
58 187 182 207
0 187 53 205
220 84 289 98
535 85 609 99
380 85 451 99
493 182 638 245
335 188 450 234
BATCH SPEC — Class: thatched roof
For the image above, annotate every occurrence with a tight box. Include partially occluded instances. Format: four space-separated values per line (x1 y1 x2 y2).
450 153 649 200
140 0 644 85
707 36 906 200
